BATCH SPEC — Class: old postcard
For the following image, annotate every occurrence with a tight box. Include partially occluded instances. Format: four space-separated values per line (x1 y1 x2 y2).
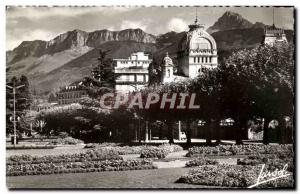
6 6 295 189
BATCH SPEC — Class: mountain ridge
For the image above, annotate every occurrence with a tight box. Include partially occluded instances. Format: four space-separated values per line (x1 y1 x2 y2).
6 11 294 94
7 28 156 65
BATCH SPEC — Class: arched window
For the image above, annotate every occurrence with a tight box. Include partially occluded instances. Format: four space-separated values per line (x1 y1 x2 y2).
167 69 170 78
192 37 212 50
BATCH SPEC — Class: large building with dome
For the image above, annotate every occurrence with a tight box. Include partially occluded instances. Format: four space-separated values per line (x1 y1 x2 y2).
112 16 219 92
177 16 218 78
160 16 218 84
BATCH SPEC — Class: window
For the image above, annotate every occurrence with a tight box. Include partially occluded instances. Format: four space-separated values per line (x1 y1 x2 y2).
194 57 196 63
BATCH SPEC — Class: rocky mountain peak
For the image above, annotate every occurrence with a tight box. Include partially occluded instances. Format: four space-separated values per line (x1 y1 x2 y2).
207 11 253 33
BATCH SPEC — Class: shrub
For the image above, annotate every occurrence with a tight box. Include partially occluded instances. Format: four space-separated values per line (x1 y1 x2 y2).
48 137 84 145
185 157 219 167
140 144 183 159
140 147 168 159
159 144 183 153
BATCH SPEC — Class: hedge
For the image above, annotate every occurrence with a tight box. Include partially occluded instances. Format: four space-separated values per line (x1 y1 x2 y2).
7 159 157 176
7 149 122 165
185 157 219 167
186 144 293 157
140 144 183 159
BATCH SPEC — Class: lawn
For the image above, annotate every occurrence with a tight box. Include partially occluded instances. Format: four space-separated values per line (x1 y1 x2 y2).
7 168 214 189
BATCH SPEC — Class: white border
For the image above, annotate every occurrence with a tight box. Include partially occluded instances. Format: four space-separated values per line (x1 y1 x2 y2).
0 0 298 194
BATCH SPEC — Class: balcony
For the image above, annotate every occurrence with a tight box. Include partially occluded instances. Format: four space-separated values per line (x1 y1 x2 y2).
114 68 148 74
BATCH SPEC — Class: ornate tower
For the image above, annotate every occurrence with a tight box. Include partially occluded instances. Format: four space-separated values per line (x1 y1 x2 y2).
177 13 218 78
264 9 287 46
161 52 174 83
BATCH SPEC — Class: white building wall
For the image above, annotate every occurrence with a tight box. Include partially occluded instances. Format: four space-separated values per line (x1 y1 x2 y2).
113 52 151 93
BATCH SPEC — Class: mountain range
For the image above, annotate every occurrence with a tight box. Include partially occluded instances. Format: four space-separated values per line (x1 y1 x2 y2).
6 11 294 94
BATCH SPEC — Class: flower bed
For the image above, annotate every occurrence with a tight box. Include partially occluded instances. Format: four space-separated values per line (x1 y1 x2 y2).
237 153 294 172
84 143 183 156
159 144 183 153
140 144 183 159
84 144 146 155
176 164 294 188
140 147 168 159
7 149 122 165
99 146 146 155
186 144 293 157
185 157 219 167
7 159 156 176
48 137 84 145
84 142 121 148
6 145 56 150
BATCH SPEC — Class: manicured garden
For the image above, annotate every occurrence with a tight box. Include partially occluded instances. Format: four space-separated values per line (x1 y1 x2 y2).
6 143 294 188
177 144 294 188
6 144 184 177
7 149 156 176
186 144 293 157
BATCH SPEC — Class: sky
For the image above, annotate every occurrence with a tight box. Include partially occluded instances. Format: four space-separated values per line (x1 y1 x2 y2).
6 6 294 50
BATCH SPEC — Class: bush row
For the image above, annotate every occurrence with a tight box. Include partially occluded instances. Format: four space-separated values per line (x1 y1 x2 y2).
140 144 183 159
97 146 145 155
7 149 122 165
185 157 219 167
84 143 121 148
176 164 294 188
84 143 183 156
7 159 156 176
186 144 293 157
6 145 56 150
48 137 84 145
237 153 294 172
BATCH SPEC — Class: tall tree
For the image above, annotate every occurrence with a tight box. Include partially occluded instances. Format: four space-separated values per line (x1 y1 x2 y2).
6 75 32 135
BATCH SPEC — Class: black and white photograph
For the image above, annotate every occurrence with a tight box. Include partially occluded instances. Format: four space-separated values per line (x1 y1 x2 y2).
5 5 295 189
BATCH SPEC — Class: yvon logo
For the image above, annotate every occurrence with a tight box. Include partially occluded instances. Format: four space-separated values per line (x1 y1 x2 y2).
248 164 292 188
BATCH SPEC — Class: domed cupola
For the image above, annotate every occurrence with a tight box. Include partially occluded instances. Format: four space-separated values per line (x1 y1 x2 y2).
177 14 218 78
178 16 217 54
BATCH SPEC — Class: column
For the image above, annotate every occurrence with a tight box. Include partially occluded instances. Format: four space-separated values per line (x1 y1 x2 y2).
145 121 149 142
149 127 151 142
178 120 181 140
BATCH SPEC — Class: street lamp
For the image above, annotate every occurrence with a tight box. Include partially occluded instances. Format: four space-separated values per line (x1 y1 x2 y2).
6 82 25 145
